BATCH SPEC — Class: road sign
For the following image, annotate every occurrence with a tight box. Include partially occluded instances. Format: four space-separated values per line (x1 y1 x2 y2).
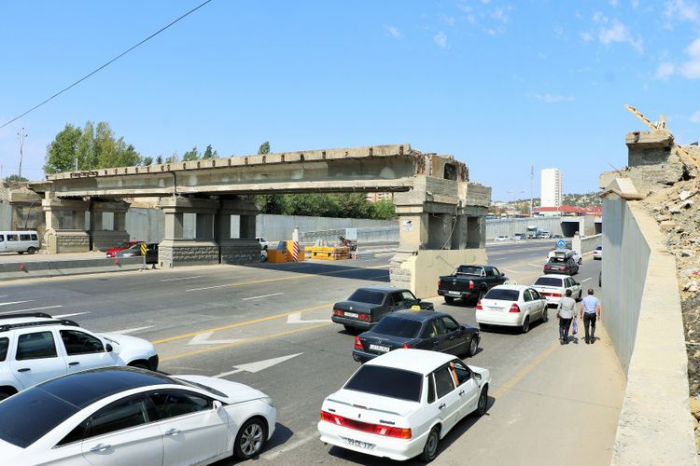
140 243 147 255
557 239 566 248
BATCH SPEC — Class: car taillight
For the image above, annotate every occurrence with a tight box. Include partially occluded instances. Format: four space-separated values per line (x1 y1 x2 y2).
469 280 474 290
333 309 343 316
551 293 561 297
358 314 370 322
402 342 412 349
438 279 442 288
320 411 412 439
476 301 483 310
354 336 363 350
561 267 568 271
545 265 551 270
509 303 521 313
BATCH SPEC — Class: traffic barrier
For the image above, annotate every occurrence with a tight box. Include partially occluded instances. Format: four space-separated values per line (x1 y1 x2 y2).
267 250 287 263
306 246 350 261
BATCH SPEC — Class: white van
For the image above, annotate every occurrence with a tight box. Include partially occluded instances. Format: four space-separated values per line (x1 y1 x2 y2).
0 231 41 254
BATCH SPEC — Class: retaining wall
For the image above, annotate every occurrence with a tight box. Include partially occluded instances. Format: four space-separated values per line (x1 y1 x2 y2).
257 214 396 241
603 194 697 465
485 217 563 240
0 257 144 281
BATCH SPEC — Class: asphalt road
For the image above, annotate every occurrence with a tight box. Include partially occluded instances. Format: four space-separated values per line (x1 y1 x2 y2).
0 242 602 465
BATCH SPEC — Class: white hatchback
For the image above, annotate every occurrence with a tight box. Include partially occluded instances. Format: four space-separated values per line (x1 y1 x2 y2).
532 274 583 306
475 285 548 333
318 349 490 463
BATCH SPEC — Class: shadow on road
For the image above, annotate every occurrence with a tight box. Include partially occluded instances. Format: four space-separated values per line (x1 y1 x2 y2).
236 260 391 284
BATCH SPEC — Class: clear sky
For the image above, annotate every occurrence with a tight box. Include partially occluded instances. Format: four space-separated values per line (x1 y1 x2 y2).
1 0 699 201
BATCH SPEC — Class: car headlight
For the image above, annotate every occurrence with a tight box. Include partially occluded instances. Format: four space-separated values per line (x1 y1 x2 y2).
260 397 275 408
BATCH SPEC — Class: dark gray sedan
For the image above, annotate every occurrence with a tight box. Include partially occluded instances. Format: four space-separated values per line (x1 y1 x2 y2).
116 242 159 264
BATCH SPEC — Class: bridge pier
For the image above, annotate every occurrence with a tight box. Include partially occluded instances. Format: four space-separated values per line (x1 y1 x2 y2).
41 196 90 253
89 201 130 251
216 198 260 264
158 197 220 267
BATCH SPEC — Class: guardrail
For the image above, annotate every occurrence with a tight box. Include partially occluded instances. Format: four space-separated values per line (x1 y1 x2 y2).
0 257 145 281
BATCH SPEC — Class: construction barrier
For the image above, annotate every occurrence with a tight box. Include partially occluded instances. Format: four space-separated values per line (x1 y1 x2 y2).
306 246 350 261
267 250 288 263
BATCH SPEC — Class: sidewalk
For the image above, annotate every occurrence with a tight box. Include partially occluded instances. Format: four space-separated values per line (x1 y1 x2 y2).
438 321 626 466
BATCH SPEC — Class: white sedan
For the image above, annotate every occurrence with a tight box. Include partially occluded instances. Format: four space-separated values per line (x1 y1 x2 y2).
0 367 277 465
531 274 583 306
318 349 490 463
475 285 548 333
593 245 602 260
494 235 509 242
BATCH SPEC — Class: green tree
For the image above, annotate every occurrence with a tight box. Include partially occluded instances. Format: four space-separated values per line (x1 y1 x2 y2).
5 174 29 182
44 124 82 173
94 122 119 168
371 199 396 219
142 157 153 166
202 144 218 159
156 155 164 164
76 121 96 170
258 141 270 154
182 146 199 162
166 153 179 164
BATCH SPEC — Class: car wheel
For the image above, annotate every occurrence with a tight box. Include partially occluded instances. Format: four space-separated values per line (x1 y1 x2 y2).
476 385 489 416
27 247 36 255
419 426 440 463
578 291 582 300
444 296 454 304
542 307 549 323
235 417 267 460
467 336 478 357
521 316 530 334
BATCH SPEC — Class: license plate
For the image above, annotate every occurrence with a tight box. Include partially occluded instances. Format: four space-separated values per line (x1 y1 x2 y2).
344 312 358 318
487 306 503 312
341 437 376 451
448 291 461 296
369 344 390 353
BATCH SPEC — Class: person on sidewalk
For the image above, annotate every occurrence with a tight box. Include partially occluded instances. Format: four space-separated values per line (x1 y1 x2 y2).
557 289 577 344
580 288 602 344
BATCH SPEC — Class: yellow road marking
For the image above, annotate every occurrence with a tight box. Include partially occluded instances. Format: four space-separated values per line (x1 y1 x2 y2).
492 340 560 399
159 323 331 362
152 303 332 344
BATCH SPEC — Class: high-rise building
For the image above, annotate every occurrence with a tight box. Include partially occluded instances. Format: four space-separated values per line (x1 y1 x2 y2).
541 168 562 207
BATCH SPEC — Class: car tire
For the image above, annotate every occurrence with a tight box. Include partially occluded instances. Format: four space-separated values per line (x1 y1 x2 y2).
419 426 440 463
235 417 267 460
444 296 454 304
542 307 549 323
466 336 479 357
578 291 583 300
521 316 530 334
476 385 489 416
27 247 36 255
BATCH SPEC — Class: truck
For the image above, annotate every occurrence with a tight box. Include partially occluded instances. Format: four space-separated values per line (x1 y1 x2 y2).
526 225 540 239
437 265 509 304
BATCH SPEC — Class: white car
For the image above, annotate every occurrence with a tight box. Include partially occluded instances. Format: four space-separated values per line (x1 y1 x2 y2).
494 235 509 242
0 366 276 465
593 245 602 260
256 238 271 250
475 285 548 333
0 313 158 400
318 349 490 463
548 248 582 265
531 274 583 306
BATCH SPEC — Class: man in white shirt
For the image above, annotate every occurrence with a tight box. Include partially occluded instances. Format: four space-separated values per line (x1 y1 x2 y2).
557 289 577 344
580 289 602 344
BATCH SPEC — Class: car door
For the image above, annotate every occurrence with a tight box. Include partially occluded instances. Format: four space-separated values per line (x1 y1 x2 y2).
450 360 480 418
432 366 462 433
9 329 67 389
492 267 505 285
390 292 406 311
522 289 540 319
149 389 230 466
401 290 419 309
565 277 580 298
81 394 163 466
529 289 546 316
0 234 5 252
440 316 467 355
60 329 118 374
431 318 451 353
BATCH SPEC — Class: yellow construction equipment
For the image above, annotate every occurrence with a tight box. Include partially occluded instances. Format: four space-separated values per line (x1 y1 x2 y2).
624 104 699 164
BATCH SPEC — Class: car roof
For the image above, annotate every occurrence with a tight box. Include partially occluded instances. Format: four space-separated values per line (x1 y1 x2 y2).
490 284 529 291
366 348 456 375
536 274 569 280
356 286 408 293
385 311 450 322
36 367 176 409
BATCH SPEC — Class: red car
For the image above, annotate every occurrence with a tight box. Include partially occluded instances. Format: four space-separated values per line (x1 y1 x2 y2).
105 240 144 257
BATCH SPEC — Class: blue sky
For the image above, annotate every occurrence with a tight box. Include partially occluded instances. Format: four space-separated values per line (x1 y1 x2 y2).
1 0 699 201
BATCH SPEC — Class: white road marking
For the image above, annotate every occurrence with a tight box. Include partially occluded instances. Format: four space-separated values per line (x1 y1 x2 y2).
287 312 331 324
215 353 303 378
109 326 154 335
188 332 243 345
243 292 283 301
186 284 230 292
262 431 320 461
581 278 592 282
161 276 202 282
0 300 32 307
53 312 90 319
0 305 63 315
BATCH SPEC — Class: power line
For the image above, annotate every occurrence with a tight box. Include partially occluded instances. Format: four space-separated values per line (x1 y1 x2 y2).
0 0 213 131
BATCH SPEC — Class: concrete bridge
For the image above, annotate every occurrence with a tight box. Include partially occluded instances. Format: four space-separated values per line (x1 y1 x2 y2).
20 143 491 297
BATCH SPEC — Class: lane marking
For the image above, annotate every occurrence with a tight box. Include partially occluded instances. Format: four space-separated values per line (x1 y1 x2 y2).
287 312 331 324
243 293 283 301
0 300 32 307
214 353 303 378
152 303 332 344
188 332 243 346
159 323 330 362
186 284 230 292
263 432 320 461
161 276 202 282
54 312 90 319
581 278 592 282
0 305 63 315
492 340 560 400
108 326 154 335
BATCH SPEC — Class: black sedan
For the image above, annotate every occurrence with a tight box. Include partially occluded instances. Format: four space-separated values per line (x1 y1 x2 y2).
116 242 159 265
352 311 480 363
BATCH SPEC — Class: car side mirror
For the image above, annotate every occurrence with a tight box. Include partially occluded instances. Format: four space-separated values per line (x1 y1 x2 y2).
501 273 506 277
473 372 482 381
105 343 113 352
213 400 223 411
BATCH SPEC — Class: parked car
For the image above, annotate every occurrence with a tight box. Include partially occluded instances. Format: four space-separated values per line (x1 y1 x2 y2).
437 265 508 304
105 240 144 258
514 233 526 241
548 248 582 265
318 349 490 462
0 231 41 255
551 234 563 239
531 274 583 306
352 311 480 362
257 237 271 250
116 242 158 264
593 245 602 260
332 287 434 333
494 235 509 242
544 254 579 276
537 231 551 239
0 366 277 464
475 285 548 333
0 313 158 400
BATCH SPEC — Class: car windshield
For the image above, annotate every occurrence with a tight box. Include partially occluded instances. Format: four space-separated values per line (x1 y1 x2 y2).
115 241 130 248
127 243 143 250
534 277 563 287
347 289 385 305
344 366 422 402
372 316 422 338
0 388 78 448
456 266 481 275
485 288 520 301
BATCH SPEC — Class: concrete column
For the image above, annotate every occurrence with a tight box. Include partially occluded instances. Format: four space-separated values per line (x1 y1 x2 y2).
90 210 103 231
114 211 127 231
41 197 90 253
73 210 86 230
164 211 184 240
89 201 130 251
452 215 468 250
157 196 220 267
240 215 256 240
196 213 214 240
216 197 260 265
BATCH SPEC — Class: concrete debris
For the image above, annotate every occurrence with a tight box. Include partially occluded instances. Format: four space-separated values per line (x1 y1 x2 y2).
679 190 697 201
659 220 676 231
681 250 695 258
686 281 699 293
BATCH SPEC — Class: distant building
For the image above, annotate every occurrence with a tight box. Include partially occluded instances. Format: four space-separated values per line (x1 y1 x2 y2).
541 168 562 207
366 192 393 203
533 205 586 217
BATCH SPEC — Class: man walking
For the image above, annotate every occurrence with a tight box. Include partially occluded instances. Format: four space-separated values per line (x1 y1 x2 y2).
580 289 602 344
557 289 577 344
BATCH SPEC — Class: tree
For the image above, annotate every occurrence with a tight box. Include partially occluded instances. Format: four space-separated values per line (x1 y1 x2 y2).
5 174 29 182
166 153 180 164
156 155 164 165
371 199 396 219
258 141 270 155
182 146 199 162
94 122 119 169
142 157 153 166
76 121 96 170
44 124 82 173
202 144 218 159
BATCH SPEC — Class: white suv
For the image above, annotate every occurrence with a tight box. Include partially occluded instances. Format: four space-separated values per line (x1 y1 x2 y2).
0 313 158 400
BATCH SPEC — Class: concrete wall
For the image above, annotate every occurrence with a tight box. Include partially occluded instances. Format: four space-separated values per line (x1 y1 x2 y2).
572 233 602 257
603 194 697 465
301 226 399 244
0 256 144 281
0 201 11 230
126 208 165 243
256 214 397 241
486 217 563 240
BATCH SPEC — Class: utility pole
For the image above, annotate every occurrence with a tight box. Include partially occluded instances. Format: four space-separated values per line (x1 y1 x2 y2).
530 165 534 217
17 128 27 178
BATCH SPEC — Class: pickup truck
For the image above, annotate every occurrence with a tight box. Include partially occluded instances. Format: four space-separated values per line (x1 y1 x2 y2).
437 265 508 304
